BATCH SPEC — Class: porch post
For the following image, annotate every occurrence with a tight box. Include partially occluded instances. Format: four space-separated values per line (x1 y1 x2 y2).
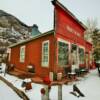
45 85 49 100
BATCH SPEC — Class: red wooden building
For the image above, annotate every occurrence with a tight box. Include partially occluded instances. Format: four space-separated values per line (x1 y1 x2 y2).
8 0 93 79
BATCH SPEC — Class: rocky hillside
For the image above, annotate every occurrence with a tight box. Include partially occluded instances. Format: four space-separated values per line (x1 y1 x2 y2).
0 10 41 62
0 10 33 60
0 10 32 39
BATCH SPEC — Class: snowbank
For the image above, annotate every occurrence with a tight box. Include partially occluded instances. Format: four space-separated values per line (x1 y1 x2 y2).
0 68 100 100
0 80 22 100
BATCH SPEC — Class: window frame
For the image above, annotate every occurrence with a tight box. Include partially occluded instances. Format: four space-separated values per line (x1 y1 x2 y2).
20 45 26 63
71 43 78 65
57 38 70 67
41 40 49 67
78 46 85 64
7 48 11 61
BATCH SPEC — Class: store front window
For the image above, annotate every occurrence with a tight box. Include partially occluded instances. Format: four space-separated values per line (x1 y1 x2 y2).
71 44 77 65
42 40 49 67
58 40 69 66
79 48 85 64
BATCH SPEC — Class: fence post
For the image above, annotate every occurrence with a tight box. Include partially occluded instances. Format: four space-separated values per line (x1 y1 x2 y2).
41 76 51 100
58 85 62 100
41 85 50 100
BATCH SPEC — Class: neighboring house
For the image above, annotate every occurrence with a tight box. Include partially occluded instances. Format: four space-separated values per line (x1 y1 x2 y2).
8 0 93 79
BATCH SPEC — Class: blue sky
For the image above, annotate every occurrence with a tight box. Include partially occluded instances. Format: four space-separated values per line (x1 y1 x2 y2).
0 0 100 32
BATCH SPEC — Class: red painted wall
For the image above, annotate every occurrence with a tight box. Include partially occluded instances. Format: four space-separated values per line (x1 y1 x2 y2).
55 5 85 46
10 34 55 77
54 3 92 71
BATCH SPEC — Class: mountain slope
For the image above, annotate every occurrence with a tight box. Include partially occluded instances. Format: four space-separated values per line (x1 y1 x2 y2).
0 10 33 58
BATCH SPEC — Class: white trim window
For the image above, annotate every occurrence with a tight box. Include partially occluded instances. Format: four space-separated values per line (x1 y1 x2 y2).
42 40 49 67
71 44 78 65
58 38 69 66
20 46 25 63
7 48 11 61
79 47 85 64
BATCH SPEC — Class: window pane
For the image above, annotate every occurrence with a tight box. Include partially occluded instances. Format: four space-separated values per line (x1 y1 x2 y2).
42 41 49 67
71 44 77 64
79 48 84 64
20 46 25 62
58 41 69 66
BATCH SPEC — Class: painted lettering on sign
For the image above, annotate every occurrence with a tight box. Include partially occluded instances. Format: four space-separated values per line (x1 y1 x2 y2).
66 25 81 37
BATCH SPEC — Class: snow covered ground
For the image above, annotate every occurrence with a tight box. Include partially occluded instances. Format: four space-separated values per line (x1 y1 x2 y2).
0 64 100 100
62 70 100 100
0 80 22 100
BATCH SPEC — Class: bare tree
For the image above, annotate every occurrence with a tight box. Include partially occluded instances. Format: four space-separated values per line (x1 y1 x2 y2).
85 18 100 61
84 18 97 43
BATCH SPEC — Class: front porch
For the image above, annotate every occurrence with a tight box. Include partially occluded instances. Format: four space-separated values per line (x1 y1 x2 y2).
7 66 88 85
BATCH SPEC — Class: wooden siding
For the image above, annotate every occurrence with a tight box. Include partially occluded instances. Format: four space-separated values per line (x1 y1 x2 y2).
10 34 55 77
